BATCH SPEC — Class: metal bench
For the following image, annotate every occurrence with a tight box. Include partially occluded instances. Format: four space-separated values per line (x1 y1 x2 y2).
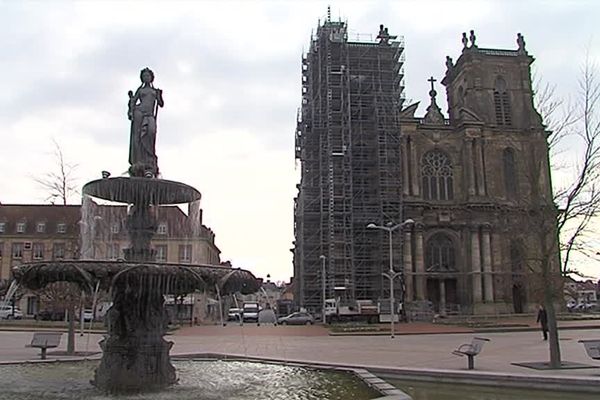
452 337 490 370
26 332 62 359
579 339 600 360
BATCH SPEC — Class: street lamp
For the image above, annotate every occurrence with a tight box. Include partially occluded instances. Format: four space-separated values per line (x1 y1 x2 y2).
320 255 327 324
367 218 414 338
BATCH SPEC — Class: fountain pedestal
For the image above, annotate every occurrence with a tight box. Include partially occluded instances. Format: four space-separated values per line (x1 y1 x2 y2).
92 281 176 392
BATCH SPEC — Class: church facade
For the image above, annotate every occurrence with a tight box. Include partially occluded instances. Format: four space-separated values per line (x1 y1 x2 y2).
400 31 553 315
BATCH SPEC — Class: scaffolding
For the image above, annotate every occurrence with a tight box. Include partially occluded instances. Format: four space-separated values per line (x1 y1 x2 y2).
294 19 405 312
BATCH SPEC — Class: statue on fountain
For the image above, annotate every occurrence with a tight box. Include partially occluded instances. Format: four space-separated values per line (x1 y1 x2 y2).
128 67 163 178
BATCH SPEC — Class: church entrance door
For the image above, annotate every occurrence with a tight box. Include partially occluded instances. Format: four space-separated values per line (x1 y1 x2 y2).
512 284 526 314
426 277 457 314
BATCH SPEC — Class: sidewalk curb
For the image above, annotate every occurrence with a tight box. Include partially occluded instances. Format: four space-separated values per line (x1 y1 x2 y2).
328 324 600 336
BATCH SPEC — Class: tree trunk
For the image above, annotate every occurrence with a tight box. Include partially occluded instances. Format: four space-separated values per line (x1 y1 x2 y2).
542 252 561 367
67 305 76 355
545 298 561 367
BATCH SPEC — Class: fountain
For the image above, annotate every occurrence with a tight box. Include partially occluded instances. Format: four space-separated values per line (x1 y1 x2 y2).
11 68 261 393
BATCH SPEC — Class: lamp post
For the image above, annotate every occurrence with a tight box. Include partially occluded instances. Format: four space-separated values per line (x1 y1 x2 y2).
320 255 327 324
367 218 414 338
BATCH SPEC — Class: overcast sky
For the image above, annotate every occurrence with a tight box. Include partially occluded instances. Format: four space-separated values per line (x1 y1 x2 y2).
1 0 599 282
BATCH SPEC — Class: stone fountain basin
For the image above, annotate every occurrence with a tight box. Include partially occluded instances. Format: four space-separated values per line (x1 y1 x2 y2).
12 260 260 295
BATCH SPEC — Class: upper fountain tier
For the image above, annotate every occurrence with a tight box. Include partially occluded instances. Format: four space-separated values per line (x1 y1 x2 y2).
83 177 201 205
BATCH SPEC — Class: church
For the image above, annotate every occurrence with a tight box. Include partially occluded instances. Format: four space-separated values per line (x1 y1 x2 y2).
293 19 555 316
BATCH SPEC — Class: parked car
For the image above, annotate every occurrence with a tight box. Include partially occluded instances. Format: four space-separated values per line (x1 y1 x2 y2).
227 308 242 321
81 309 94 322
580 302 597 312
277 312 314 325
242 302 260 323
0 305 23 319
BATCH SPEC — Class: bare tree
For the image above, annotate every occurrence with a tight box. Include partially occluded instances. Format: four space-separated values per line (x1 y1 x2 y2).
527 56 600 368
32 140 81 352
37 282 84 355
33 139 79 205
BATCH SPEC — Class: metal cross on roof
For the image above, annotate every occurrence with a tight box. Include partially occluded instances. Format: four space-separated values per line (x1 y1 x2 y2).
428 76 437 92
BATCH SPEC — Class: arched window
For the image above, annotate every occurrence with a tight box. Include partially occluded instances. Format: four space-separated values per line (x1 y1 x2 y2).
494 77 512 126
425 233 456 272
421 150 454 200
503 148 518 198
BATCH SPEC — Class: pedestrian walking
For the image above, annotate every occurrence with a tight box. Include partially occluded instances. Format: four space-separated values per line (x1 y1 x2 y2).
536 304 548 340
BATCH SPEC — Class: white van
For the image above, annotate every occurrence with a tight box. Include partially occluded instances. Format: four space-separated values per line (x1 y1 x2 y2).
0 305 23 319
242 302 260 323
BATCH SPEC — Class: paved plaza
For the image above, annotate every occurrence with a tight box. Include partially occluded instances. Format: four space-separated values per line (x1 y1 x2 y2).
1 322 599 382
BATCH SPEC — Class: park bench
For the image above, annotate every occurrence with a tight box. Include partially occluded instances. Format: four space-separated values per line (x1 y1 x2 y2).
579 339 600 361
26 332 62 360
452 337 490 370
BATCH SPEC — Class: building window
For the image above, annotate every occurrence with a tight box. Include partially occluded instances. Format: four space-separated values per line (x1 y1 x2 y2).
425 233 456 272
494 76 512 126
36 222 46 233
179 244 192 263
57 223 67 233
53 243 66 260
503 148 518 199
26 297 38 315
421 150 454 201
32 243 44 260
110 223 120 234
157 223 168 235
0 222 5 233
12 243 23 259
16 222 26 233
107 243 120 259
155 245 168 262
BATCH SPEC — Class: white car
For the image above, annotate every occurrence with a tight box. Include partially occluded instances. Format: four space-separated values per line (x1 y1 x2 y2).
582 302 597 311
0 305 23 319
227 308 242 321
80 309 94 322
242 303 260 323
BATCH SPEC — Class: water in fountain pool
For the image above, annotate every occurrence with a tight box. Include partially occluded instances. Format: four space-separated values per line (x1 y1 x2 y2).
0 359 381 400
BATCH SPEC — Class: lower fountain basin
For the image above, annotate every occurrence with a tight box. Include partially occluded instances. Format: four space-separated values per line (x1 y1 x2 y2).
0 360 381 400
12 260 260 294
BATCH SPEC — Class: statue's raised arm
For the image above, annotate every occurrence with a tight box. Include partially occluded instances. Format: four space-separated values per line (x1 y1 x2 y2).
128 67 164 178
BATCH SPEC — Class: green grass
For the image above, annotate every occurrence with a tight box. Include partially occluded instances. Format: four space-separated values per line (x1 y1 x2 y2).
328 323 383 333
